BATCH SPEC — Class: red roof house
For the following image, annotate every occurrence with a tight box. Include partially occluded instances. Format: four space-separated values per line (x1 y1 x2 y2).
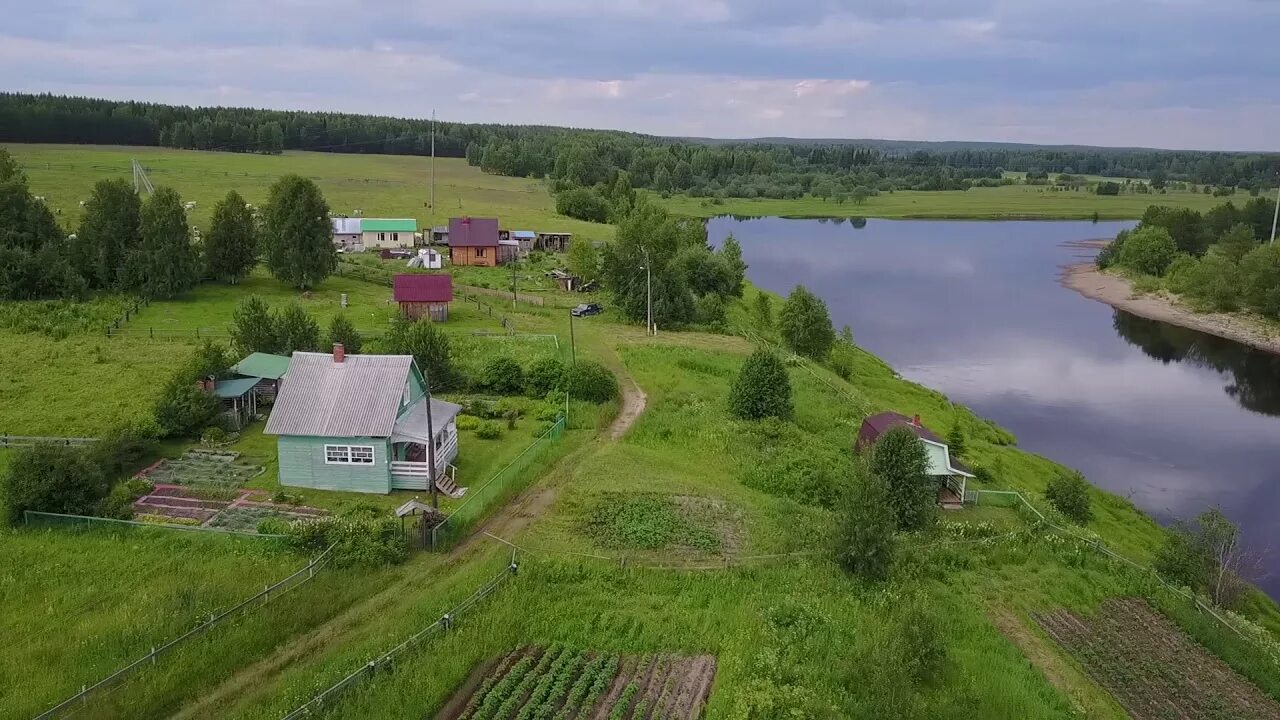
855 411 974 507
393 273 453 321
447 217 515 267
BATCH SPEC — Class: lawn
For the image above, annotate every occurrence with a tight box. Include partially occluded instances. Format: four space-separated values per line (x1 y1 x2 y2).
3 143 615 243
0 525 376 720
656 182 1227 220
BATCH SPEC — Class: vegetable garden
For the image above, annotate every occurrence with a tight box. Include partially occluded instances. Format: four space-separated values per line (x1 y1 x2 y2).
1034 597 1280 719
440 647 716 720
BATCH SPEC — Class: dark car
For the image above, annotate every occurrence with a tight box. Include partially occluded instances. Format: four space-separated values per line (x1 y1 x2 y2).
571 303 603 317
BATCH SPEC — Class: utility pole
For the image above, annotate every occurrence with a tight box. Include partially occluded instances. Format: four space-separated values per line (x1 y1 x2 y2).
430 109 436 214
641 246 652 336
569 309 577 364
1270 182 1279 244
423 367 438 510
511 257 519 309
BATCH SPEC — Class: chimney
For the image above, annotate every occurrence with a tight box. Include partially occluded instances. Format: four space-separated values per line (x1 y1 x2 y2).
912 414 921 426
333 343 345 363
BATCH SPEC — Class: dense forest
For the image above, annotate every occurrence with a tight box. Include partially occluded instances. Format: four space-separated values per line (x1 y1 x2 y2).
4 93 1279 198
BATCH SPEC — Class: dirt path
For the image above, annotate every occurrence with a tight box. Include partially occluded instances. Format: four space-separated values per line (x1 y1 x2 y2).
1060 262 1280 355
609 370 647 440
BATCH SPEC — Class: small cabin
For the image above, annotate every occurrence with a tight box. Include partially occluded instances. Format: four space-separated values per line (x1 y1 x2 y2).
448 216 510 267
230 352 291 403
856 411 974 508
431 226 449 245
394 273 453 321
264 347 464 495
536 232 573 252
511 230 536 255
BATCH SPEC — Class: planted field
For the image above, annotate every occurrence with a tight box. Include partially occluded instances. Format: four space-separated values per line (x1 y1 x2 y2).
440 647 715 720
1035 598 1280 719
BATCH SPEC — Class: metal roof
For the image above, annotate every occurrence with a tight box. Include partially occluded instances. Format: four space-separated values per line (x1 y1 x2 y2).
331 217 361 234
214 376 260 398
393 273 453 303
448 217 500 247
361 218 418 233
264 352 414 438
862 411 944 444
390 397 464 445
232 352 291 380
511 230 536 239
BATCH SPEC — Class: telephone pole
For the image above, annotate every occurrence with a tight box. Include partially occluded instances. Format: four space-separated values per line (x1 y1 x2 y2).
430 110 436 214
1270 182 1278 244
640 246 653 336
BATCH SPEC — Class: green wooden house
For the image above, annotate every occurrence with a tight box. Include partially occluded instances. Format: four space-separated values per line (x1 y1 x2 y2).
263 347 463 495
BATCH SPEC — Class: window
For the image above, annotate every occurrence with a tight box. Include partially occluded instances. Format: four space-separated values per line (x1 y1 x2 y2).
379 232 386 242
392 232 399 243
324 444 376 465
476 247 486 258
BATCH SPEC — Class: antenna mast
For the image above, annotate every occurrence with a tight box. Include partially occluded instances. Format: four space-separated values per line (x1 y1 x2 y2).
131 158 155 195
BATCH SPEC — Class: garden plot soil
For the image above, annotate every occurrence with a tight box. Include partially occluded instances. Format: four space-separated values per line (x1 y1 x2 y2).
1035 597 1280 720
437 647 715 720
132 483 327 531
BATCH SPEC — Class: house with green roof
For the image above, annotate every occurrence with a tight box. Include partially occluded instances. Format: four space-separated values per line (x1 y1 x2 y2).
231 352 291 403
360 218 418 250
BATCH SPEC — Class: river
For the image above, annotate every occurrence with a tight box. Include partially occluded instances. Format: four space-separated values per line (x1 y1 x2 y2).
708 216 1280 598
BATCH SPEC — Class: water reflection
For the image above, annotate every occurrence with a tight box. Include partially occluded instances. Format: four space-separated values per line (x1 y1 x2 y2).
1112 312 1280 416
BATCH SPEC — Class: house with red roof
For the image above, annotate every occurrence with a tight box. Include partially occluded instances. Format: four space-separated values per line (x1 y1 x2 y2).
393 273 453 321
447 217 515 267
856 411 974 508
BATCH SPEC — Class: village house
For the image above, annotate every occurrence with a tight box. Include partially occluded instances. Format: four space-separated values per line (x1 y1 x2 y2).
855 411 974 508
536 231 573 252
264 347 465 496
331 217 362 251
360 218 418 250
511 230 536 255
393 273 453 321
448 216 516 266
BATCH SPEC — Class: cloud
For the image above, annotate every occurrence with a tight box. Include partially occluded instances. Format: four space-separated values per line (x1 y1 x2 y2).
2 0 1278 148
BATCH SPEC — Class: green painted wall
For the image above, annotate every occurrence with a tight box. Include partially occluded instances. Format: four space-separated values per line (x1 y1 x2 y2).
277 435 391 494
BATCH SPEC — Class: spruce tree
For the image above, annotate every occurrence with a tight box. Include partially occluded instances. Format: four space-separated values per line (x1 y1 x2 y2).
836 470 896 580
327 313 363 355
871 426 935 530
229 296 278 355
262 174 335 289
728 349 792 421
205 190 258 283
275 303 321 355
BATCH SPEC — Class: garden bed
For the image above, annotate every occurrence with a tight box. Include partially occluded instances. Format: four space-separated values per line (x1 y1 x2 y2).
131 483 328 532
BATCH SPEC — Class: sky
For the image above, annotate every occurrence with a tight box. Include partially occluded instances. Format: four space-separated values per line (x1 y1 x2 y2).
3 0 1279 150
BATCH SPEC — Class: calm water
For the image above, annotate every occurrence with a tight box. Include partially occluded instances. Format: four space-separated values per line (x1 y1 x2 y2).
708 216 1280 598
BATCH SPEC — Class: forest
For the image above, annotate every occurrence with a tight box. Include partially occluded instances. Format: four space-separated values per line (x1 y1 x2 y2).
3 92 1279 199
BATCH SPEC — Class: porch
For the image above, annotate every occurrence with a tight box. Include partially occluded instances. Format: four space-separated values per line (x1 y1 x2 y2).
937 474 966 510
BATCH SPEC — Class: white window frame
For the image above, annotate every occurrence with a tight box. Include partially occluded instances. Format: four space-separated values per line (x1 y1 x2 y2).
324 444 376 465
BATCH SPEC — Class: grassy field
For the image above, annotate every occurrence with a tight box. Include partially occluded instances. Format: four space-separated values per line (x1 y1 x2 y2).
656 183 1228 220
1 143 615 243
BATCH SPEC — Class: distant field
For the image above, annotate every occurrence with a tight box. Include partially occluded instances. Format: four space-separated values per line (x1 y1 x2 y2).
1 144 614 242
657 182 1227 220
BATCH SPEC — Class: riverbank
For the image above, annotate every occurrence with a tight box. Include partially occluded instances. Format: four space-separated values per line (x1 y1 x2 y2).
1060 262 1280 356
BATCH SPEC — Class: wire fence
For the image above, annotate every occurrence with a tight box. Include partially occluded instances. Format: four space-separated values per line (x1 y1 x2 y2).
34 543 337 720
101 296 151 336
430 417 566 550
24 510 288 539
0 434 99 448
279 560 517 720
480 531 825 571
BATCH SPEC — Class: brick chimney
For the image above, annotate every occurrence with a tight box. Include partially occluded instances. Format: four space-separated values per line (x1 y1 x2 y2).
333 343 345 363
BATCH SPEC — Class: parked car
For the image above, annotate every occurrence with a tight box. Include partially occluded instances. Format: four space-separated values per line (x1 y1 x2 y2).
571 303 603 317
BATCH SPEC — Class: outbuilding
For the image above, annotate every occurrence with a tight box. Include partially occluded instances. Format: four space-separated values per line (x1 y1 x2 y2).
230 352 291 403
361 218 418 250
393 273 453 321
855 411 974 507
264 347 464 495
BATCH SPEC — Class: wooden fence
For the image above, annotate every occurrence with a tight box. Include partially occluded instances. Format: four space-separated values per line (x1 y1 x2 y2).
0 435 98 448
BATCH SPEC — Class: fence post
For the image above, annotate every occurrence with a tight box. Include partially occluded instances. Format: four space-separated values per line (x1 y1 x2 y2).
150 647 156 665
150 327 154 339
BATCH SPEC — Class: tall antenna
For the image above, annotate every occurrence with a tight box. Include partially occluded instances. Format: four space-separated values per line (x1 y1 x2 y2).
430 110 436 214
131 158 155 195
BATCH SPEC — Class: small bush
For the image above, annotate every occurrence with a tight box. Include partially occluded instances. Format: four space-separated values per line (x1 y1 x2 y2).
563 360 619 403
257 516 292 535
455 414 480 431
201 426 230 446
1045 470 1093 525
480 356 525 395
1 444 109 524
728 349 793 421
283 506 407 567
97 477 154 519
475 421 504 439
896 602 948 683
524 357 565 397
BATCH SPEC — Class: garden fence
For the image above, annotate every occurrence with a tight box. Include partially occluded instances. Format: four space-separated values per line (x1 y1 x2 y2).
430 416 566 551
0 435 98 448
279 560 517 720
33 543 337 720
24 510 287 539
101 296 150 336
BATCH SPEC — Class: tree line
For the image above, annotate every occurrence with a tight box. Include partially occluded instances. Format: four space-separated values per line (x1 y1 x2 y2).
0 148 339 301
1097 198 1280 320
4 92 1278 196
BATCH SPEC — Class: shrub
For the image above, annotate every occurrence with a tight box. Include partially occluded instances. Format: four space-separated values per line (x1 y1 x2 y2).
283 506 407 567
524 357 565 397
1 444 109 524
475 421 504 439
455 414 480 431
257 516 292 535
871 426 934 531
779 285 835 359
727 349 793 421
1044 470 1093 525
480 356 525 395
201 426 230 446
155 377 222 439
739 419 851 508
896 602 948 683
88 420 160 478
829 345 856 380
563 360 619 403
97 477 154 519
1118 226 1177 276
836 469 895 580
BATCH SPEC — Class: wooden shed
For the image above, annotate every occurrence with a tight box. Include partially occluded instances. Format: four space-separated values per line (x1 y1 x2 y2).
394 273 453 321
448 217 508 266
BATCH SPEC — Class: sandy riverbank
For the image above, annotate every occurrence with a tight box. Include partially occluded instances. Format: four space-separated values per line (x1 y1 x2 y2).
1060 262 1280 356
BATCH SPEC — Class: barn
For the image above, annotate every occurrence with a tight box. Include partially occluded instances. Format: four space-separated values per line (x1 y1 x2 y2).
393 273 453 321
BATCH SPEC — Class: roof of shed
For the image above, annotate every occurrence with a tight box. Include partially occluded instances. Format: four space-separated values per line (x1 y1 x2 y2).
232 352 291 380
511 230 536 239
361 218 417 233
214 376 260 398
448 217 500 247
393 273 453 303
264 353 414 438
